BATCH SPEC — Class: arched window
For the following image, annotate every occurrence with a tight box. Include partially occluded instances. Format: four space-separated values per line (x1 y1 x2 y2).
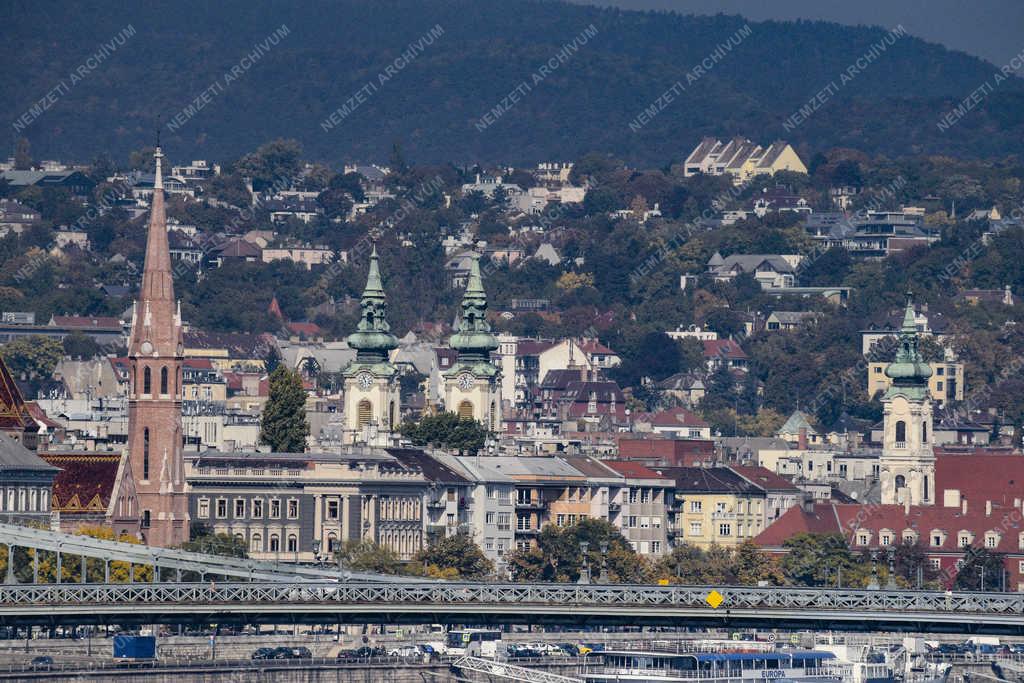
160 366 168 395
895 420 906 446
388 401 396 428
251 534 262 553
357 399 372 427
132 366 137 395
141 510 151 528
922 421 928 443
287 535 297 553
143 367 151 395
327 533 338 553
894 474 906 489
269 535 280 552
142 428 150 480
458 400 474 420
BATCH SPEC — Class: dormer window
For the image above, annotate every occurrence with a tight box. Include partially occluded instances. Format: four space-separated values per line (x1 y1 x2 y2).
958 531 973 548
985 532 1000 549
856 531 871 546
930 530 946 547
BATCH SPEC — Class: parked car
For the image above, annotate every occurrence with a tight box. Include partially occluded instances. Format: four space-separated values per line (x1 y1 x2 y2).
289 647 312 659
336 648 361 661
270 646 295 659
251 647 275 660
29 656 53 671
388 645 421 659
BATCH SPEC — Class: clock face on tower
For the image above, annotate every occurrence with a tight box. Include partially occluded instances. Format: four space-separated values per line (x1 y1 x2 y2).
356 372 374 390
140 341 153 355
457 373 474 391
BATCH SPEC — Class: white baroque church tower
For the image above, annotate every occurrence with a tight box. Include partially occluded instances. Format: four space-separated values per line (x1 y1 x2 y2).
880 295 935 506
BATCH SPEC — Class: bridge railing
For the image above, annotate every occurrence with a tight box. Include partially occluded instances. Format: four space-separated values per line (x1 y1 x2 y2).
0 582 1022 614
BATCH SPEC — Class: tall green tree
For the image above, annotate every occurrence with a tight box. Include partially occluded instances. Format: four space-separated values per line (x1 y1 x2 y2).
399 411 489 454
259 365 309 452
335 540 402 575
1 335 64 382
954 547 1007 592
415 532 493 579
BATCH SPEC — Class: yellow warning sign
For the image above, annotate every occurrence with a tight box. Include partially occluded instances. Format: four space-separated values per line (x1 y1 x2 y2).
705 590 724 609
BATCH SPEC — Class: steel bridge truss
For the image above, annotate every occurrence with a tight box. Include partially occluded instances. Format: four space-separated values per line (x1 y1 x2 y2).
0 581 1022 633
0 522 409 584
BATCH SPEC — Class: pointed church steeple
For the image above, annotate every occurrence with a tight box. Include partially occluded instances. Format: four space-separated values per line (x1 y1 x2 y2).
129 146 181 357
449 255 498 364
885 292 932 390
346 244 398 366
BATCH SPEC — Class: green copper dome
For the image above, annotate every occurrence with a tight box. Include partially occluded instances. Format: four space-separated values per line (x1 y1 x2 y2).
346 244 398 366
449 255 498 363
885 294 932 385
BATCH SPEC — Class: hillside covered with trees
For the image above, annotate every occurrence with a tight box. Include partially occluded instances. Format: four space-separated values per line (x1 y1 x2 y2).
4 0 1024 165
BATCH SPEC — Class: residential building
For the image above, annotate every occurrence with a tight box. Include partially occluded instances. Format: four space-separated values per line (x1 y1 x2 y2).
635 407 711 440
0 198 41 234
706 252 802 290
765 311 816 331
703 339 748 371
601 460 672 556
659 466 767 549
683 137 807 184
262 245 334 269
868 361 964 402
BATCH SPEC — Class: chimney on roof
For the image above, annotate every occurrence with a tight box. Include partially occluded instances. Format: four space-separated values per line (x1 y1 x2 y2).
798 427 807 451
801 492 814 514
985 500 992 517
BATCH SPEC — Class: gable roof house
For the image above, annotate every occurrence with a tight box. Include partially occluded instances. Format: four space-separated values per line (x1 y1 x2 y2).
707 254 801 290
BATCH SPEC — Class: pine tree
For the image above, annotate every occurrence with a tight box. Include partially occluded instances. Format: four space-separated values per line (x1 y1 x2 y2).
259 366 309 452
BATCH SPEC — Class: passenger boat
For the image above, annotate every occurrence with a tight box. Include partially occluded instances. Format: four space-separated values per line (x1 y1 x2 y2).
579 649 848 682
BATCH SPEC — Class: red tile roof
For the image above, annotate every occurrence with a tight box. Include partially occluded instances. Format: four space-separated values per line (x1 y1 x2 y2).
183 358 214 370
50 315 122 330
755 501 1024 556
41 453 121 514
517 340 559 355
935 453 1024 507
731 465 801 492
287 321 322 337
645 407 708 429
601 459 664 479
579 339 617 356
0 356 38 434
703 339 747 360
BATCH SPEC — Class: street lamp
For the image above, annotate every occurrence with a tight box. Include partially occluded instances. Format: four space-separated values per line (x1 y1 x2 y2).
598 543 609 584
312 539 324 568
867 551 880 590
577 541 591 584
886 548 898 589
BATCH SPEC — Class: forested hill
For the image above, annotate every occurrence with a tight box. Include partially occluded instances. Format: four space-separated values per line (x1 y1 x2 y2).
5 0 1023 165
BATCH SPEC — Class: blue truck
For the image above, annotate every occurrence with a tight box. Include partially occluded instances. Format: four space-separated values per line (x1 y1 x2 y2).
113 635 157 663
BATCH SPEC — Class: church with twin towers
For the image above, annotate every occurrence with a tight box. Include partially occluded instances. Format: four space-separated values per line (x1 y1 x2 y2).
124 148 502 547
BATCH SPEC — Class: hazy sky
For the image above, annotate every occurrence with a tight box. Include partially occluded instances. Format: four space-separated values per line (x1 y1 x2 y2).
567 0 1024 68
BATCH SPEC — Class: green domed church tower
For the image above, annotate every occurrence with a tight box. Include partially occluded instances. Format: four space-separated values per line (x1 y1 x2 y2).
444 256 502 431
880 294 935 506
342 245 400 444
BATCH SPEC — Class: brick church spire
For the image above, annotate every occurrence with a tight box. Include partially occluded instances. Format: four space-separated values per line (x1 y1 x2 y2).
126 146 189 547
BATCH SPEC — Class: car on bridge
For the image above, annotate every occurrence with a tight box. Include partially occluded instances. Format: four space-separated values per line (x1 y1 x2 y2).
29 655 53 671
251 647 276 660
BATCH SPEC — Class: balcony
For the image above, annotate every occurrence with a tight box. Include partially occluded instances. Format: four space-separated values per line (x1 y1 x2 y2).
515 526 540 536
667 528 683 537
515 499 545 510
427 500 447 510
608 502 621 512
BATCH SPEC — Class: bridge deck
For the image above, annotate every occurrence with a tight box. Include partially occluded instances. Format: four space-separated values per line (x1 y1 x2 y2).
0 582 1022 634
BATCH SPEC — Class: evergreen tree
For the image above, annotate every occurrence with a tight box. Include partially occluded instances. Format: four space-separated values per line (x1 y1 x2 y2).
399 411 489 454
259 365 309 452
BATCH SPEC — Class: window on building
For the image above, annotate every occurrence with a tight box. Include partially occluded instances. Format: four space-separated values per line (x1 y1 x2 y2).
895 474 906 490
250 534 262 553
689 522 702 536
651 541 662 554
327 500 339 519
985 534 999 548
269 535 280 552
287 499 299 519
640 517 650 528
689 500 702 513
516 514 531 531
270 499 281 518
160 366 168 394
142 428 150 480
143 366 151 394
718 523 732 536
895 420 906 446
959 533 971 547
357 400 372 427
857 532 870 545
141 510 151 528
234 499 245 518
497 512 511 530
715 502 727 513
628 489 638 504
252 499 263 518
216 499 227 518
922 421 928 443
458 400 474 420
641 489 651 504
556 514 566 526
930 558 941 570
486 512 495 525
627 516 637 528
932 534 943 547
880 533 892 546
287 535 298 553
